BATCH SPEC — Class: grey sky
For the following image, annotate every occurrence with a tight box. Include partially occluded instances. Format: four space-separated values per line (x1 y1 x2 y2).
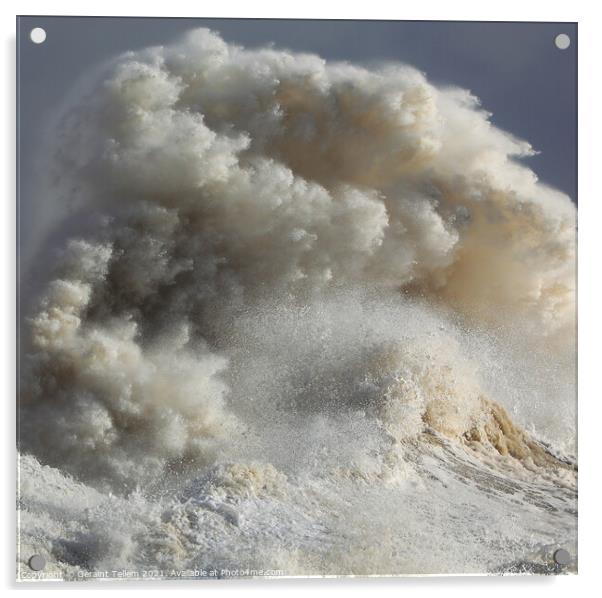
17 17 577 257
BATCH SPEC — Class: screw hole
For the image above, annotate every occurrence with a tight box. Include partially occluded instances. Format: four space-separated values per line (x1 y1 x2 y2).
555 33 570 50
30 27 46 44
28 554 46 571
553 548 571 566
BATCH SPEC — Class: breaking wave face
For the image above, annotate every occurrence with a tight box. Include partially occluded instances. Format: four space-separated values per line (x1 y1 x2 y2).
18 29 577 577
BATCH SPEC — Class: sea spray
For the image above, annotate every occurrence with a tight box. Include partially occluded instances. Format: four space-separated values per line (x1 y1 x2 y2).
18 28 576 577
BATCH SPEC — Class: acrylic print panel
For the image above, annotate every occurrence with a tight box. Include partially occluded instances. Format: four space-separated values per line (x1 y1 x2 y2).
16 16 577 580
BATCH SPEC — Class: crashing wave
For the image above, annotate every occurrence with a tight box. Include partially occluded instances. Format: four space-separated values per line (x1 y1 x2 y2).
18 28 576 577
